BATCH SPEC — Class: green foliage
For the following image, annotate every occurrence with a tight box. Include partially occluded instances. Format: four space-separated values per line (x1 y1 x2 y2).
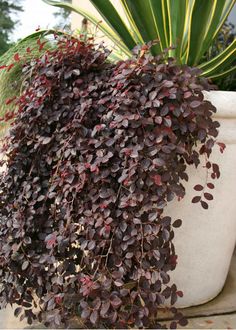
206 22 236 90
43 0 236 79
0 0 23 56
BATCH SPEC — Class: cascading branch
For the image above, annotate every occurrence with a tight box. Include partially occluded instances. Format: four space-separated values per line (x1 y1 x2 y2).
0 35 223 329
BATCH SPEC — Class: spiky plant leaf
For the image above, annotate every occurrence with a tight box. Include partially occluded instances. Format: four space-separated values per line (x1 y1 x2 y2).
43 0 236 79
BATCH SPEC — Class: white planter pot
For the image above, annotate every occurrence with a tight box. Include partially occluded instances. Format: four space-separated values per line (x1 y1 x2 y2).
165 90 236 307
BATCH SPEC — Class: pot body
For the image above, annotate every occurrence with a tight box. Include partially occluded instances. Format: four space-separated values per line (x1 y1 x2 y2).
165 91 236 307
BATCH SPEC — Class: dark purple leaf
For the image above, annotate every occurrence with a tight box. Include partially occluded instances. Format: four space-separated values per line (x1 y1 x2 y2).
201 201 209 209
179 318 188 326
90 310 98 325
170 321 177 329
194 184 203 191
191 196 201 203
110 296 122 308
204 193 213 201
149 91 157 101
172 219 182 228
14 307 22 317
22 260 29 271
100 301 110 316
81 308 90 319
190 100 201 108
42 137 51 145
207 182 215 189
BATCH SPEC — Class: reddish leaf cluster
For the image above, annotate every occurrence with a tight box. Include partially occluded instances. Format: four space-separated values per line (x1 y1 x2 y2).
0 36 221 328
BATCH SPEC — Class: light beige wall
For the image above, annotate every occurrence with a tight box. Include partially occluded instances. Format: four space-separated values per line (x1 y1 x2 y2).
72 0 125 31
71 0 126 48
72 0 101 31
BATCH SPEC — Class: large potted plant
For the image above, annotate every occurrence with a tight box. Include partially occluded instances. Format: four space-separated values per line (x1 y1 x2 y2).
41 0 236 308
0 0 235 328
0 34 222 329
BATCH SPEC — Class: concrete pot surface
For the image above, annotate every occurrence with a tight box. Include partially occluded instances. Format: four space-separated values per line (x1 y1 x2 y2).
165 90 236 307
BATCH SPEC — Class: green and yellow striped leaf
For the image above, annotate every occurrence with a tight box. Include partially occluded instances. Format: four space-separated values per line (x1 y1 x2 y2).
199 39 236 77
120 0 163 54
166 0 188 61
89 0 136 50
